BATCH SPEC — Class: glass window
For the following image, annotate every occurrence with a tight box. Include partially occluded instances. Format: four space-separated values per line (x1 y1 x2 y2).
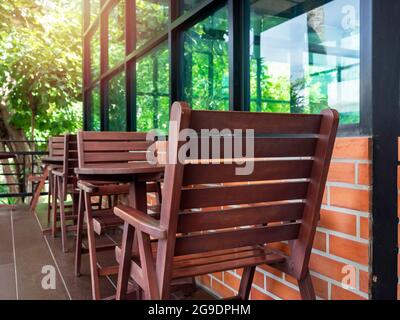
183 6 229 111
108 72 126 131
136 44 169 134
183 0 205 13
250 0 360 125
90 86 101 131
90 0 100 24
109 1 125 69
136 0 169 49
91 29 100 81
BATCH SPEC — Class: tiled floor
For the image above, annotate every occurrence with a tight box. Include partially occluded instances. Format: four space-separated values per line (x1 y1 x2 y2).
0 204 213 300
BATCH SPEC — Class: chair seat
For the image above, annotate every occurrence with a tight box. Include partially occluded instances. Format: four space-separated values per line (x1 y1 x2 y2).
116 245 285 281
87 209 124 235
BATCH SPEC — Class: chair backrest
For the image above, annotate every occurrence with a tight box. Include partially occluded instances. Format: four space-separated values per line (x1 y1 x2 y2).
155 102 339 296
77 131 152 169
61 134 78 193
49 136 64 157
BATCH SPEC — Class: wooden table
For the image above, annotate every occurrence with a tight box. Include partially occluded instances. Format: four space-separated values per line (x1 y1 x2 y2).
75 162 164 298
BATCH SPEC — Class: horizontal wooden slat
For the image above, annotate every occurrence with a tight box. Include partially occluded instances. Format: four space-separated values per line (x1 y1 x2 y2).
180 181 309 209
190 110 322 134
191 136 317 159
52 149 64 156
173 251 284 279
177 202 304 233
84 152 149 162
52 137 64 143
174 223 301 256
183 160 313 185
84 141 152 151
82 131 147 141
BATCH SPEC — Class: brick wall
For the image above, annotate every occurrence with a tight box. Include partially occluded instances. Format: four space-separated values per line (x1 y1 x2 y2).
196 137 372 300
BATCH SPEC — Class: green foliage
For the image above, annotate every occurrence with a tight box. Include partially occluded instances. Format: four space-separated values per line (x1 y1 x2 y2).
0 0 82 141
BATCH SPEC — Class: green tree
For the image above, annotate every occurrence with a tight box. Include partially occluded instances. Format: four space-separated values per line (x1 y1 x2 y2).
0 0 83 202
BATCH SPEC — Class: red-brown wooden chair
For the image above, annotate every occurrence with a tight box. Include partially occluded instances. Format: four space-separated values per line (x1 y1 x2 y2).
52 134 80 252
114 102 338 300
75 131 162 300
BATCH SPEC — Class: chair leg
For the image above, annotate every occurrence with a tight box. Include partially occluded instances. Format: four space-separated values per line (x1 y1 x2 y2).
238 266 255 300
75 190 85 276
58 178 68 253
47 172 52 226
137 231 160 300
298 270 316 300
84 192 101 300
116 222 135 300
52 176 58 238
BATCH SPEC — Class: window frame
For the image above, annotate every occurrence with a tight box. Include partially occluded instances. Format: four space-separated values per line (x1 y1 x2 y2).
82 0 371 135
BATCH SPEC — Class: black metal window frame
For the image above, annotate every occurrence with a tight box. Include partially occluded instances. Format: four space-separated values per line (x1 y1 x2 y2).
82 0 371 135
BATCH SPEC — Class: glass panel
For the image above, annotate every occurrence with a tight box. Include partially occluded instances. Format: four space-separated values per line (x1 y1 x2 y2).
250 0 360 125
136 0 169 48
183 0 205 13
108 72 126 131
109 1 125 69
136 44 169 134
183 6 229 111
90 0 100 24
91 28 100 81
90 86 101 131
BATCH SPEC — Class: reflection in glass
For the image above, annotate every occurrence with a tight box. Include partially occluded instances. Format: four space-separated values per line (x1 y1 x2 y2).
136 0 169 48
108 72 126 131
183 6 229 111
250 0 360 125
109 1 125 69
90 86 101 131
90 0 100 24
183 0 205 13
136 44 169 133
91 29 100 81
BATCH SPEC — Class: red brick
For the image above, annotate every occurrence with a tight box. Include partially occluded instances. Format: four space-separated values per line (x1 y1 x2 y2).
358 163 371 185
266 277 300 300
313 231 327 252
309 253 347 282
332 137 370 160
253 270 265 289
328 162 355 184
284 274 328 300
330 187 370 212
250 287 273 300
360 217 370 240
197 275 211 288
223 272 240 291
331 285 366 300
322 187 328 205
258 265 283 278
359 270 369 294
211 279 235 298
329 235 369 265
319 209 357 236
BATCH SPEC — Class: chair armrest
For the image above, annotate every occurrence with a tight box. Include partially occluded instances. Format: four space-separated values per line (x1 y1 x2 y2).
114 204 166 240
52 170 64 177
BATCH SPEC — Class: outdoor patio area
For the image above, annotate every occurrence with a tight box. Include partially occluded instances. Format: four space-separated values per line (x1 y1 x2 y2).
0 204 212 300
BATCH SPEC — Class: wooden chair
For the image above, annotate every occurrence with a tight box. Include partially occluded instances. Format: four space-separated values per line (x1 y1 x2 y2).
114 102 339 300
52 134 80 252
75 131 162 300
